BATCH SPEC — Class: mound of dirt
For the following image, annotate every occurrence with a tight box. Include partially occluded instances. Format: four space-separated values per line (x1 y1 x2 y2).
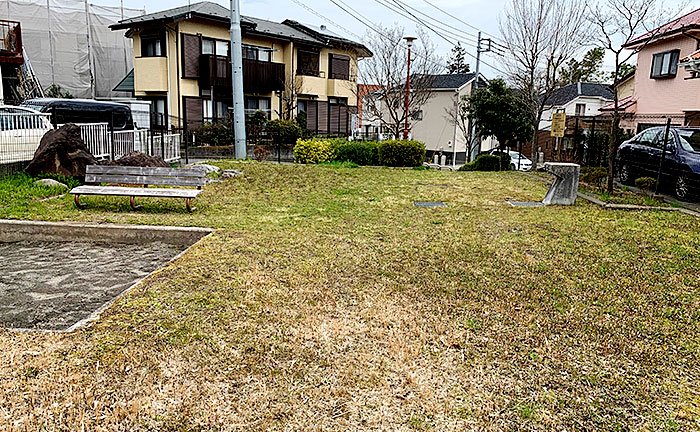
109 152 169 168
25 124 97 178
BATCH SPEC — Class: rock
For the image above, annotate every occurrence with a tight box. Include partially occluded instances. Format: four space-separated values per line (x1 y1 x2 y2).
25 124 98 178
109 152 169 168
34 179 68 189
194 163 221 174
222 169 243 179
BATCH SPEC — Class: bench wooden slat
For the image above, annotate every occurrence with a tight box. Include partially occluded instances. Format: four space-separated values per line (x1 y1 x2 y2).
85 173 206 187
71 185 202 199
86 165 206 178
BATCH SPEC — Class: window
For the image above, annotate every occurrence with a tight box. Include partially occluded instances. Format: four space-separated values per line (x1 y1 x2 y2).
329 54 350 80
203 99 229 121
297 100 307 115
650 50 680 78
149 98 166 128
245 97 271 118
575 103 586 116
243 45 271 61
635 128 660 147
411 110 423 121
297 50 320 76
202 38 229 56
141 31 165 57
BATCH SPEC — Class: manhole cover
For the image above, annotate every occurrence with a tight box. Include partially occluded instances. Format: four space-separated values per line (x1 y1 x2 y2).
507 201 544 207
414 201 447 208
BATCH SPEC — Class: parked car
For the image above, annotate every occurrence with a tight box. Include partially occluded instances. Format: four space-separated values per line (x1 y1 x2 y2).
0 105 53 164
616 126 700 200
21 98 134 131
488 149 533 171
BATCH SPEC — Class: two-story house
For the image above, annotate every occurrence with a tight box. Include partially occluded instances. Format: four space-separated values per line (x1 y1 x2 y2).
538 82 613 131
618 7 700 131
110 2 370 135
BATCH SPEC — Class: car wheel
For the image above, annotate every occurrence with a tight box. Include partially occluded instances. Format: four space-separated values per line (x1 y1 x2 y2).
510 164 516 171
618 163 634 185
675 175 691 200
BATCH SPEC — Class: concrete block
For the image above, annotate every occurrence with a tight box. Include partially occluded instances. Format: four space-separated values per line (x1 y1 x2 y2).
542 162 580 205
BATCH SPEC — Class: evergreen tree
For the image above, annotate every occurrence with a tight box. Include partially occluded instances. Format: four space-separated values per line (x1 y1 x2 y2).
447 42 470 74
559 48 605 85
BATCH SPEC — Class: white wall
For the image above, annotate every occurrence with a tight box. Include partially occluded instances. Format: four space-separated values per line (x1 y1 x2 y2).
539 96 612 130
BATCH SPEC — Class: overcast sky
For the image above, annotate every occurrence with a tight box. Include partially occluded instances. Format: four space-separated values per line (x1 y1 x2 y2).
117 0 694 80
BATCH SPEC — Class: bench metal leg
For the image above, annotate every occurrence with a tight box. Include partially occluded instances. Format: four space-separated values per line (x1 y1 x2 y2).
129 196 142 210
186 198 195 212
74 194 87 209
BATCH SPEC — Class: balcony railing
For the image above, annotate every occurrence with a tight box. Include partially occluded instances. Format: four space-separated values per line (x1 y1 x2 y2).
0 20 23 63
199 55 285 94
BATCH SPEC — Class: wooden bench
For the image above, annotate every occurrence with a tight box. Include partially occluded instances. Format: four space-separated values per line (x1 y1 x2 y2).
70 165 207 211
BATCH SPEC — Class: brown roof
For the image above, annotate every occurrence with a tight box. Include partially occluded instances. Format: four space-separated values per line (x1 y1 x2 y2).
624 7 700 48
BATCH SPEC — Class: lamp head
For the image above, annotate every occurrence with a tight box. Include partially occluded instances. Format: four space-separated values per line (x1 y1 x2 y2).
404 36 417 48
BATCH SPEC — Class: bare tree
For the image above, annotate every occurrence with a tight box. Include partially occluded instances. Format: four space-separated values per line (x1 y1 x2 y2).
590 0 684 193
500 0 590 168
279 74 307 121
444 94 471 153
355 25 443 139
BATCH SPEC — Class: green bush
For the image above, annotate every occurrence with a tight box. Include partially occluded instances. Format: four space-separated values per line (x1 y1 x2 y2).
458 154 502 172
194 120 233 147
334 140 380 166
499 153 512 170
293 138 334 164
580 166 607 190
377 140 425 167
266 119 302 145
635 176 657 191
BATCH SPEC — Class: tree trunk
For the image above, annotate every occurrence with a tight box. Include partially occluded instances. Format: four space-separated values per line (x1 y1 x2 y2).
606 53 621 194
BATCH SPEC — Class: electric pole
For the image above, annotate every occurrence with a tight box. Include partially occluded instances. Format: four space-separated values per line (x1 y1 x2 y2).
230 0 246 159
469 32 493 162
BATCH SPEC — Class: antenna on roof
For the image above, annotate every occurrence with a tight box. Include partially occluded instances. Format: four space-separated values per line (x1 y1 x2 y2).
320 24 327 31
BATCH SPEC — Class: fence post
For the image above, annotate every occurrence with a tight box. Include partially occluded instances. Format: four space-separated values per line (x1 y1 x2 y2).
185 125 190 165
654 117 672 195
160 113 165 161
109 112 115 161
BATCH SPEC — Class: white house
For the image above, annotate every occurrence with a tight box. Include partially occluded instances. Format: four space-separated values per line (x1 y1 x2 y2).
360 73 498 164
539 82 613 130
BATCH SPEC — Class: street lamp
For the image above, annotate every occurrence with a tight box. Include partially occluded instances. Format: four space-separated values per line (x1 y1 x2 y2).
403 36 417 140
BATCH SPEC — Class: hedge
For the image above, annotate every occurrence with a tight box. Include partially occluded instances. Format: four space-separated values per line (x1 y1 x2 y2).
293 138 426 167
458 154 502 171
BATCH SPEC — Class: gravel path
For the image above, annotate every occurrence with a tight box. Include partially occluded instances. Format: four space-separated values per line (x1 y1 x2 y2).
0 241 184 330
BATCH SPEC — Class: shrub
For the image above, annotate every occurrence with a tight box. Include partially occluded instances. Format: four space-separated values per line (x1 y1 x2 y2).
334 140 380 166
635 176 657 191
194 120 233 147
580 166 607 190
499 153 512 170
377 140 425 167
266 119 302 145
458 154 502 172
293 138 334 164
253 145 271 162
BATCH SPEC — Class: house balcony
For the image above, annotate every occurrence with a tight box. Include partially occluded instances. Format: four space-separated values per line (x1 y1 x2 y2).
296 74 326 97
0 20 23 64
134 57 168 92
327 78 355 103
199 55 285 94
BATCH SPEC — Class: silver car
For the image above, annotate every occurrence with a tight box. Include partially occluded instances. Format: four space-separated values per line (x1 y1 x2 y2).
0 105 53 164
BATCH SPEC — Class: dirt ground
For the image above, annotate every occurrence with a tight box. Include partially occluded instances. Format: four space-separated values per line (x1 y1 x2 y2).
0 240 184 330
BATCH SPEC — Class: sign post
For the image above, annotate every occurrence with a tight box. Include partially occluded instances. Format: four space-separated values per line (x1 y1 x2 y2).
551 113 566 138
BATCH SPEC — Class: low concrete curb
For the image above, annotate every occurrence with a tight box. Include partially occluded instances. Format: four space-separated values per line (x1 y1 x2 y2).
0 219 214 245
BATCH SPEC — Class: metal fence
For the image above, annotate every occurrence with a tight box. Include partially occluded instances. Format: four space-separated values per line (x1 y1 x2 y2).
1 111 182 176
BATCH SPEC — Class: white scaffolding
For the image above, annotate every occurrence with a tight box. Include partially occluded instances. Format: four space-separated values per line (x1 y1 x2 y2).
1 0 144 99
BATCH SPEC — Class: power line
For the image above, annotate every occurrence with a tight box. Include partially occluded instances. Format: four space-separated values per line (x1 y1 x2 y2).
420 0 507 45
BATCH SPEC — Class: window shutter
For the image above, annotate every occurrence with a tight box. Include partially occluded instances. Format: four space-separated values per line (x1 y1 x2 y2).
330 54 350 80
182 33 201 78
306 101 318 132
339 104 348 134
184 97 203 129
317 101 329 133
329 103 340 133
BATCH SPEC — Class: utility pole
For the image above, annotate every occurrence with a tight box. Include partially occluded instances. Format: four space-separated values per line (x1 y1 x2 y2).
403 36 416 140
469 32 493 162
230 0 246 159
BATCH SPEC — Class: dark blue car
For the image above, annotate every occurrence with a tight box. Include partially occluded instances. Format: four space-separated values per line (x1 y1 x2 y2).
616 127 700 200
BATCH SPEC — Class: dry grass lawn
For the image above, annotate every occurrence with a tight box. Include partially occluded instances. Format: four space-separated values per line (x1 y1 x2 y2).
1 162 699 431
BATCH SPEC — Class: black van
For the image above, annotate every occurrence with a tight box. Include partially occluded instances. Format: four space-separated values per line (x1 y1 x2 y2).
20 98 134 131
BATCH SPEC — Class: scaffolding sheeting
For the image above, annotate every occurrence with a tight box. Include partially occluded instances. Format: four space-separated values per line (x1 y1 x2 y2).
1 0 144 99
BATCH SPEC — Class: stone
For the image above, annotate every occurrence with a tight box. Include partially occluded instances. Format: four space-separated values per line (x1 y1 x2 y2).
194 163 221 174
34 179 68 189
542 162 580 205
222 169 243 179
109 152 169 168
25 124 98 178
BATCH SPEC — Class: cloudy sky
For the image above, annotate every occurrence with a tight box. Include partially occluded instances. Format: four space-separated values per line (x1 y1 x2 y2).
118 0 694 80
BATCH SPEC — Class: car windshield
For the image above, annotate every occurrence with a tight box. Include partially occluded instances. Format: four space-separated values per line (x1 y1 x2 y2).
677 130 700 153
509 152 524 159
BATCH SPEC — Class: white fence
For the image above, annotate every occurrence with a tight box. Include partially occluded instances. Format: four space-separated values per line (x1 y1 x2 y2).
1 114 182 175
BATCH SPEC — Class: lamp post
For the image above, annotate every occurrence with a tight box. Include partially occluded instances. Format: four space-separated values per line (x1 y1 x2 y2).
403 36 416 140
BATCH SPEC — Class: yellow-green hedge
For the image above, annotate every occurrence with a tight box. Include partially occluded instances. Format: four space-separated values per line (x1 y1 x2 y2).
293 138 335 164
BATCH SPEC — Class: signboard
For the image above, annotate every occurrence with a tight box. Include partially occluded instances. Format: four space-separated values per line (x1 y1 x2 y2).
551 113 566 137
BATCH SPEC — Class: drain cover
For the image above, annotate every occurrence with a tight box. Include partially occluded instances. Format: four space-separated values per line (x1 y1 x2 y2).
507 201 544 207
414 201 447 207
